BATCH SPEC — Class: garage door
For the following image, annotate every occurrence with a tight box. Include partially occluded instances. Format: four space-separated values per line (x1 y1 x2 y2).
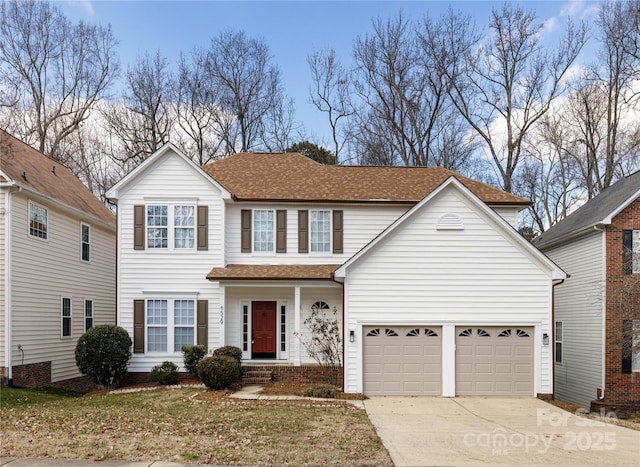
363 326 442 396
456 326 533 396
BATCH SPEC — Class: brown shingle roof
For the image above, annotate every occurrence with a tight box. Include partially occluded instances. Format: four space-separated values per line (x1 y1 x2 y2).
206 264 341 281
202 152 529 205
0 130 115 226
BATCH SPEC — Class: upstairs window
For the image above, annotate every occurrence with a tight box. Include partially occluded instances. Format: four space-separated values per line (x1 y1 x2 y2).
147 205 168 249
29 201 48 239
146 205 195 250
81 223 90 261
253 209 275 252
623 230 640 274
310 210 331 252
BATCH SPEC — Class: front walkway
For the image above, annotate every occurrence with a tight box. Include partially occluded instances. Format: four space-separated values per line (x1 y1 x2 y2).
229 385 364 408
364 397 640 467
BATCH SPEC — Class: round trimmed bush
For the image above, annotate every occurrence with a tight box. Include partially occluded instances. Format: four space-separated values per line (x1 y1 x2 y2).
150 361 179 385
75 325 132 389
212 345 242 363
197 355 240 390
303 385 335 398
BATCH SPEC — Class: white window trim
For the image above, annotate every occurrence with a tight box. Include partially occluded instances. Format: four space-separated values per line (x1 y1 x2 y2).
309 209 333 255
145 298 197 354
145 203 196 252
28 200 48 241
61 297 72 338
81 222 91 262
252 209 276 255
555 321 563 365
84 299 94 332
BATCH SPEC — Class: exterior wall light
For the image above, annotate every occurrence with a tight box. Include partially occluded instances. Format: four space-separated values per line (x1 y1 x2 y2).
543 333 549 345
349 330 355 343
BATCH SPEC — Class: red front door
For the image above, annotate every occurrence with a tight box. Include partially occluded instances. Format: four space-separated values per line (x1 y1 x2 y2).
252 301 277 358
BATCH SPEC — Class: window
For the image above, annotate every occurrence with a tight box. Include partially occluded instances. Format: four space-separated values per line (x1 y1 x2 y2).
81 223 90 261
555 321 563 364
310 210 331 252
622 319 640 372
61 298 71 337
84 300 93 331
634 320 640 372
146 205 195 250
147 300 168 351
623 230 640 274
253 209 274 252
174 206 195 249
146 299 196 352
29 202 48 239
173 300 195 352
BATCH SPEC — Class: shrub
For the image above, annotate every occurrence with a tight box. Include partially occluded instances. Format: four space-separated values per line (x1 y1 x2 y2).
150 361 179 385
182 345 207 378
212 345 242 363
303 385 335 398
197 355 240 390
75 325 132 389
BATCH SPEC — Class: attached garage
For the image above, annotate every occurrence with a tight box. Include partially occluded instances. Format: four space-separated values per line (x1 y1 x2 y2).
363 326 442 396
455 326 534 396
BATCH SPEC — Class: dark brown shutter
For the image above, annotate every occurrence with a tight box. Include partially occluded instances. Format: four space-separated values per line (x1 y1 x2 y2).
623 230 633 274
197 300 208 349
298 210 308 253
133 300 145 353
134 205 145 250
276 210 287 253
622 320 633 373
197 205 208 251
333 210 343 254
241 209 251 253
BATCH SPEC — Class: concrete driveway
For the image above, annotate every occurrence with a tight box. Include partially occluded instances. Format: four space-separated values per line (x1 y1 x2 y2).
364 397 640 466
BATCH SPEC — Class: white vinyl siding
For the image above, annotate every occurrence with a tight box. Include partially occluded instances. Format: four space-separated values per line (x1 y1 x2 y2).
8 193 115 382
542 231 604 408
115 150 224 372
343 187 554 395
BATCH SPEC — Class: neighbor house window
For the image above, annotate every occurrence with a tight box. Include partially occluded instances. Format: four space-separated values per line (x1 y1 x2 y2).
61 298 72 337
84 300 93 331
146 299 196 352
173 300 195 351
310 210 331 252
146 205 195 250
29 201 48 239
555 321 563 364
81 223 90 261
253 209 274 252
623 230 640 274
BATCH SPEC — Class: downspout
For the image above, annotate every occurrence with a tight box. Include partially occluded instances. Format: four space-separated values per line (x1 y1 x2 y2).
4 186 20 385
552 277 565 399
594 223 607 400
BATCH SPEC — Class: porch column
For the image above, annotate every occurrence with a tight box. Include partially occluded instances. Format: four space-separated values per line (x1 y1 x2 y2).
294 285 301 366
219 285 225 347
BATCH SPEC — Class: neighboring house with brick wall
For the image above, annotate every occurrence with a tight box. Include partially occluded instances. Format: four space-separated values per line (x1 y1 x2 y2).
0 130 116 390
535 171 640 417
106 143 565 397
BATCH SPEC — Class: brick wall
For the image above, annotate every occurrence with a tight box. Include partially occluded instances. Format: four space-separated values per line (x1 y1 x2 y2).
603 197 640 408
11 361 52 387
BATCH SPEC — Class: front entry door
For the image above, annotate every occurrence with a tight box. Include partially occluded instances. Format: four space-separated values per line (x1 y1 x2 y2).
252 301 277 359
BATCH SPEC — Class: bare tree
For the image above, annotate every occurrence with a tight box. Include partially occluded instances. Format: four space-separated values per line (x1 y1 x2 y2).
0 0 118 162
206 30 285 152
444 3 586 192
308 48 353 161
104 51 174 169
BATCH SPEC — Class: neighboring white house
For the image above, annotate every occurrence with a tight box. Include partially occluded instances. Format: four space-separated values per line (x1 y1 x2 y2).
535 171 640 415
106 144 565 397
0 130 116 390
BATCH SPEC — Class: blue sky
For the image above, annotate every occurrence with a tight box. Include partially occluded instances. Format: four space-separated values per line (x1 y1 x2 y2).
58 0 601 146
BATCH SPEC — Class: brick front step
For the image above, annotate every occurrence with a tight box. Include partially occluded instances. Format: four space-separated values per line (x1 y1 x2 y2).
241 369 274 385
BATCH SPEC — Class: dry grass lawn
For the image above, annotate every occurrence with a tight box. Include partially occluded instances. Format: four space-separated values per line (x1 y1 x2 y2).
0 385 392 466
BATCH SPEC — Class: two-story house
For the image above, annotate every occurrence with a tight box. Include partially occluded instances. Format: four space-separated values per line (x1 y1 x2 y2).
535 171 640 417
0 130 116 390
106 144 565 397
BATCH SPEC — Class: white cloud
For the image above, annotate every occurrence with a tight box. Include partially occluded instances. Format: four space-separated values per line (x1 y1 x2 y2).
67 0 95 17
560 0 599 20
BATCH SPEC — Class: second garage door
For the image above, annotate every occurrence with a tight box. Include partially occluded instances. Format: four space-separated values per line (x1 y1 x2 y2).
456 326 534 396
363 326 442 396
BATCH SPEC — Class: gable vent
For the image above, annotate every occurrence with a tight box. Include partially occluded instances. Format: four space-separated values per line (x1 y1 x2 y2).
437 213 464 230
